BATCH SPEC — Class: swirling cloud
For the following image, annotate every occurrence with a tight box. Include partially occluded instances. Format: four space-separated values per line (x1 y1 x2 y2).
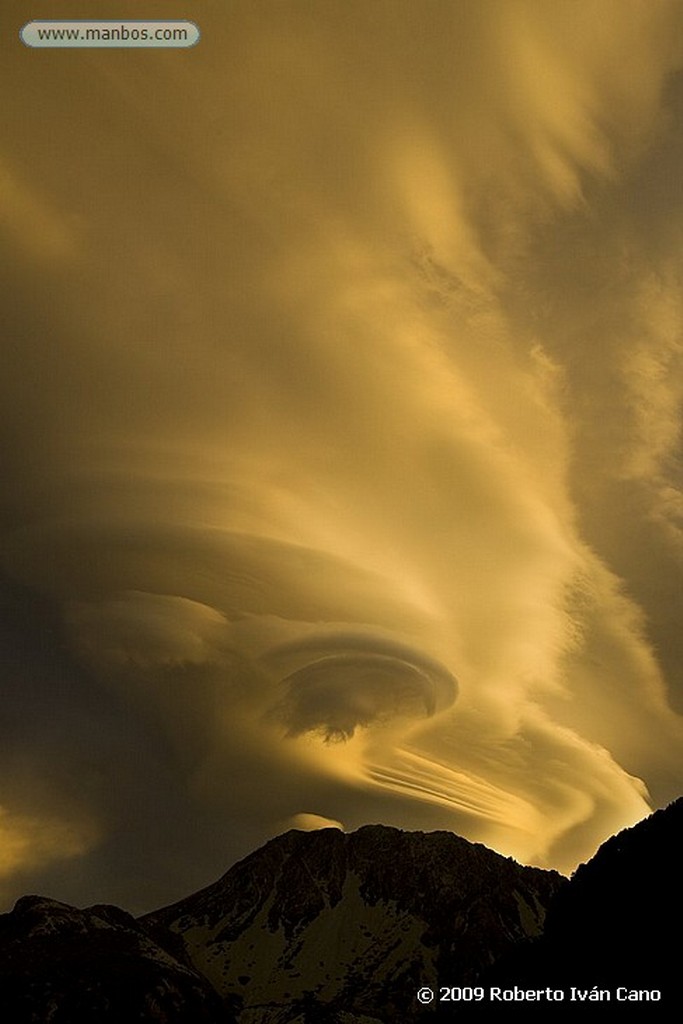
267 635 457 741
0 0 682 911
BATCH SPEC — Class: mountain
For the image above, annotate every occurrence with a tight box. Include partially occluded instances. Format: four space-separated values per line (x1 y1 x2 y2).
1 801 680 1022
488 796 682 997
142 824 565 1023
0 895 231 1023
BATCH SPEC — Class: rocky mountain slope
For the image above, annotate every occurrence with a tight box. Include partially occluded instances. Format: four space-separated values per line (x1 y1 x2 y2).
142 825 565 1023
0 895 231 1023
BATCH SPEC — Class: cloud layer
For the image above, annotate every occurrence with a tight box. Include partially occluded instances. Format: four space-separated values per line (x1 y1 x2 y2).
1 0 682 911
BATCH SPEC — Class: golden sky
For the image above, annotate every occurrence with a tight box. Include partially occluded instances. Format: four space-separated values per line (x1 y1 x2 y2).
1 0 682 912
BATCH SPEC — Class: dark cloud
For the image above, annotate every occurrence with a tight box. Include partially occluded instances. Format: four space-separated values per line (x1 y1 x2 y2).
267 635 458 741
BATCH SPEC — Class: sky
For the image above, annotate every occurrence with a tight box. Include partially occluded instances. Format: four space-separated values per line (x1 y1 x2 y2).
1 0 682 914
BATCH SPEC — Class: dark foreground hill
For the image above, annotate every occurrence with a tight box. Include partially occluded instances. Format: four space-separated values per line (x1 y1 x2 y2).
1 799 680 1022
0 896 230 1023
487 797 682 998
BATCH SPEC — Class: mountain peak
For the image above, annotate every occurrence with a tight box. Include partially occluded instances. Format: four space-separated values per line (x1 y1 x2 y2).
142 822 565 1021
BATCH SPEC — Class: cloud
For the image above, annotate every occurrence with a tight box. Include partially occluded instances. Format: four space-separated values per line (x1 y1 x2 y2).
0 0 682 911
269 643 457 742
0 805 97 899
285 813 344 833
264 633 457 743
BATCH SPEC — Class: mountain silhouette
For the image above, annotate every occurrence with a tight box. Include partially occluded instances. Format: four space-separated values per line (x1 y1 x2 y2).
487 797 681 997
0 895 230 1022
1 800 679 1022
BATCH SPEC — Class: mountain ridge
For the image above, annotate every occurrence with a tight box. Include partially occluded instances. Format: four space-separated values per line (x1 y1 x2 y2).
1 801 680 1021
141 822 565 1022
